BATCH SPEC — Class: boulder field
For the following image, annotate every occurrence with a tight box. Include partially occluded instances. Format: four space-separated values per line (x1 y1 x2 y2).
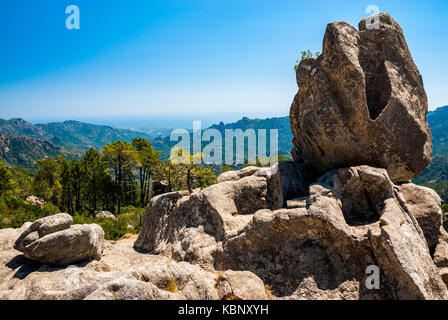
1 162 448 300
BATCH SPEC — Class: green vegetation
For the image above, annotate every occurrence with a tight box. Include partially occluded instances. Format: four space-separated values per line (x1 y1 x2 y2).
219 164 233 174
0 134 76 168
72 206 144 241
413 154 448 203
0 138 225 240
294 50 321 71
0 161 17 196
170 147 204 193
0 196 59 229
132 138 161 207
0 118 159 151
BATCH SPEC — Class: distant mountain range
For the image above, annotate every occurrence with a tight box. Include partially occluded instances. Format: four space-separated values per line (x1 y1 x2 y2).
151 116 293 160
2 107 448 175
427 106 448 155
0 118 170 167
413 106 448 196
0 118 161 151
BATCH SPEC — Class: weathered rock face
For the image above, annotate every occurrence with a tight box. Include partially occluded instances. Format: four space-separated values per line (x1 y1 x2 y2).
0 233 267 300
134 162 310 270
290 13 432 182
1 163 447 300
397 183 443 253
136 163 448 300
14 213 105 266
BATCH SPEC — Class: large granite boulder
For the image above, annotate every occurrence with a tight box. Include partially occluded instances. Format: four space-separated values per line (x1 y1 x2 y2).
14 213 105 266
290 13 432 182
223 166 446 299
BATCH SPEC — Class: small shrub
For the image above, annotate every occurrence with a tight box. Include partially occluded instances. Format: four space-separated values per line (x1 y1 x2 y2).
0 196 58 229
100 218 129 241
294 50 321 71
264 284 274 299
215 271 224 289
42 202 60 216
164 277 178 293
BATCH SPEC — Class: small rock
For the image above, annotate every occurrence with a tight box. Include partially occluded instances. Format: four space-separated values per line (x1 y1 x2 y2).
217 270 268 300
25 196 45 209
14 213 105 266
15 213 73 252
94 211 116 220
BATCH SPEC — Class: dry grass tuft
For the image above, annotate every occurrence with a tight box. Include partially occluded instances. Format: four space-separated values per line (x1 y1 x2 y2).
264 284 274 300
164 277 178 293
215 271 224 289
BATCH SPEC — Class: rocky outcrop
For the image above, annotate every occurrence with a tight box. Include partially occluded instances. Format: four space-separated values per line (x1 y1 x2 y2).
0 232 268 300
397 183 442 253
289 13 432 182
134 162 310 270
1 163 446 300
136 164 448 300
14 213 105 266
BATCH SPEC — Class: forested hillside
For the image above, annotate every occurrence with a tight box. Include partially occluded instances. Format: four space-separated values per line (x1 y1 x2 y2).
427 106 448 155
152 116 293 160
0 134 77 168
0 118 157 150
0 138 226 240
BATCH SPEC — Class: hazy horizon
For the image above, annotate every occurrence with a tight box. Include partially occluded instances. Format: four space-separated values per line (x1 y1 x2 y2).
12 111 289 130
5 103 448 131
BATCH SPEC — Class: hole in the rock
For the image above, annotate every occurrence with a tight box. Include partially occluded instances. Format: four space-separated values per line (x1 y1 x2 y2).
358 40 392 120
341 198 381 226
339 184 382 226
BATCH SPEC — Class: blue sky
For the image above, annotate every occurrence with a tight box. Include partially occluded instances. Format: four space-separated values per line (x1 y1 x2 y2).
0 0 447 125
